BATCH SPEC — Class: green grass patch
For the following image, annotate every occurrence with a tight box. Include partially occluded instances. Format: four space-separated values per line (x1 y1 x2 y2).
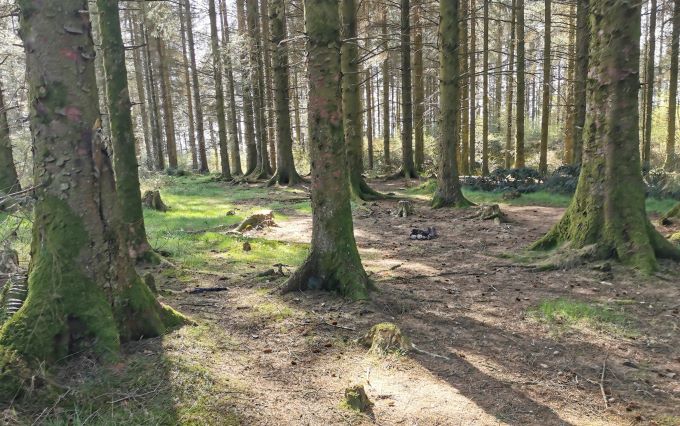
253 301 295 322
530 298 637 337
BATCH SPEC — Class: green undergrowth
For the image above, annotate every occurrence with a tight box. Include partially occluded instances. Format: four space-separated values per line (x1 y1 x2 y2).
529 298 638 338
406 179 678 213
2 325 242 425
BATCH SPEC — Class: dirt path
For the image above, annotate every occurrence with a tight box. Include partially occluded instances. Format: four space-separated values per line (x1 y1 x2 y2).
162 180 680 425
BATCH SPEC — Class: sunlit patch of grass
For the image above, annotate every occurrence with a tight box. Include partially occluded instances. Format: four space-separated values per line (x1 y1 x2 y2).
253 301 295 322
530 298 637 337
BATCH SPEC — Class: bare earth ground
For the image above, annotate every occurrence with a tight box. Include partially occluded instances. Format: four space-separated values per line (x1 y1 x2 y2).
59 179 680 425
146 178 680 426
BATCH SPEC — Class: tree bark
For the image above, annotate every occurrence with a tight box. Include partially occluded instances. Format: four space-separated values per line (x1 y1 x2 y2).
0 81 20 194
563 2 576 164
365 68 375 170
505 0 516 168
97 0 154 261
141 12 164 171
413 1 425 171
208 0 232 179
433 0 473 208
469 0 477 174
482 0 489 175
539 0 551 174
1 0 184 392
573 0 589 166
532 0 680 271
666 0 679 171
460 0 470 174
127 14 153 171
155 37 178 170
643 0 657 172
220 0 244 175
260 0 277 170
493 4 503 134
382 10 391 166
237 0 258 175
283 0 371 300
515 0 526 168
178 1 198 171
268 0 303 185
185 0 210 173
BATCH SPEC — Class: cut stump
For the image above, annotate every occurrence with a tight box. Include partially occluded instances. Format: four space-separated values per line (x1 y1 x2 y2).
394 200 414 217
235 211 276 232
359 322 411 355
342 385 373 413
466 204 507 224
142 190 169 212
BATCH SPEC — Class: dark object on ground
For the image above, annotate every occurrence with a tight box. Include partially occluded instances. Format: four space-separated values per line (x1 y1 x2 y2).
142 190 169 212
186 287 228 294
394 200 415 217
235 211 275 232
343 385 373 412
410 227 437 240
359 322 411 355
242 241 252 251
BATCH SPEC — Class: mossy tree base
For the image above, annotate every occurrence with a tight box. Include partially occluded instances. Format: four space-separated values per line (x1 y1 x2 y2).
266 169 306 187
431 190 474 209
342 385 373 413
349 176 386 202
385 168 419 181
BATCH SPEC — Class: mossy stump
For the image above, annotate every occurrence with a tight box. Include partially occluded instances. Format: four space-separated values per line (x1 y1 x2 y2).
466 204 507 224
359 322 411 356
235 211 275 232
342 384 373 412
394 200 415 217
142 190 168 212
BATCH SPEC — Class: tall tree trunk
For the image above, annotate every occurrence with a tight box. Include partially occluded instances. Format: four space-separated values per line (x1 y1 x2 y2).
268 0 302 185
573 0 590 166
469 0 477 174
539 0 551 174
394 0 417 178
0 82 20 194
494 5 503 134
247 0 273 178
185 0 210 172
482 0 489 175
532 0 680 271
220 0 244 175
283 0 371 300
141 11 164 171
293 70 304 151
382 10 391 166
156 37 178 170
433 0 473 208
413 1 425 171
260 0 277 169
643 0 657 172
342 0 382 198
98 0 154 261
208 0 232 179
505 0 516 168
128 14 153 171
666 0 680 170
563 3 576 164
515 0 525 168
0 0 185 394
365 68 375 170
460 0 470 174
237 0 258 175
178 1 198 171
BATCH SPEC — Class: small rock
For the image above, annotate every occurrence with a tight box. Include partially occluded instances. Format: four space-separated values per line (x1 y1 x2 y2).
243 242 252 251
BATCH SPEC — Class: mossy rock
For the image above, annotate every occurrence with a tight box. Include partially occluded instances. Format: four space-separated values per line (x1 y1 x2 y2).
341 384 373 412
359 322 411 356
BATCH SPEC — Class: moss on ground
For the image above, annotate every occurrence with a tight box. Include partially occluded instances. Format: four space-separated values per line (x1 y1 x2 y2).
529 298 638 337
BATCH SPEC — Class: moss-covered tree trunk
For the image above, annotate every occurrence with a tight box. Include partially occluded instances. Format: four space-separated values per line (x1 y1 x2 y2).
665 0 679 171
532 0 680 271
432 0 473 209
413 1 425 172
643 0 657 172
365 68 375 170
382 10 391 166
515 0 525 168
572 0 589 166
342 0 382 199
0 81 20 194
504 0 516 169
247 0 273 179
97 0 154 261
237 0 258 175
1 0 184 395
539 0 551 174
184 0 210 173
282 0 371 300
481 0 489 176
155 37 178 170
268 0 303 186
208 0 232 180
220 0 244 176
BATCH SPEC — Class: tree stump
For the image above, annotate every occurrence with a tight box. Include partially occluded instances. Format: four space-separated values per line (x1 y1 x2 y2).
235 211 275 232
359 322 411 355
142 190 169 212
466 204 507 224
394 200 415 217
342 385 373 412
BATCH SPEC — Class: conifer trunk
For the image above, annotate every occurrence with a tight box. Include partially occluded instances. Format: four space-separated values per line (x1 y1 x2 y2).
532 0 680 271
283 0 371 300
665 0 679 170
220 0 244 175
515 0 526 168
156 37 178 170
482 0 489 175
365 68 375 170
128 14 154 171
1 0 184 394
413 1 425 171
432 0 473 208
0 82 20 194
237 0 258 175
643 0 657 172
563 3 576 164
573 0 589 166
382 10 391 166
469 0 477 174
178 0 198 171
505 0 516 168
539 0 552 174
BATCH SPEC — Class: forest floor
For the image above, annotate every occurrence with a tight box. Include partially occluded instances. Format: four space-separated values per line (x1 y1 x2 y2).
3 175 680 426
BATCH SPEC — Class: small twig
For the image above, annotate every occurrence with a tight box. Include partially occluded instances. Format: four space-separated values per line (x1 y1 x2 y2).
185 287 229 295
411 344 452 361
600 356 609 409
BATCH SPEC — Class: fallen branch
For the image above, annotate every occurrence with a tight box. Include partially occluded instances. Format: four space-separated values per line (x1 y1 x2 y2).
185 287 229 295
600 356 609 409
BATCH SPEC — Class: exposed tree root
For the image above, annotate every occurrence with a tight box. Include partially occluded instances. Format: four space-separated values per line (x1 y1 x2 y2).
280 252 373 300
266 169 307 187
385 168 419 181
350 177 388 201
431 191 474 209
